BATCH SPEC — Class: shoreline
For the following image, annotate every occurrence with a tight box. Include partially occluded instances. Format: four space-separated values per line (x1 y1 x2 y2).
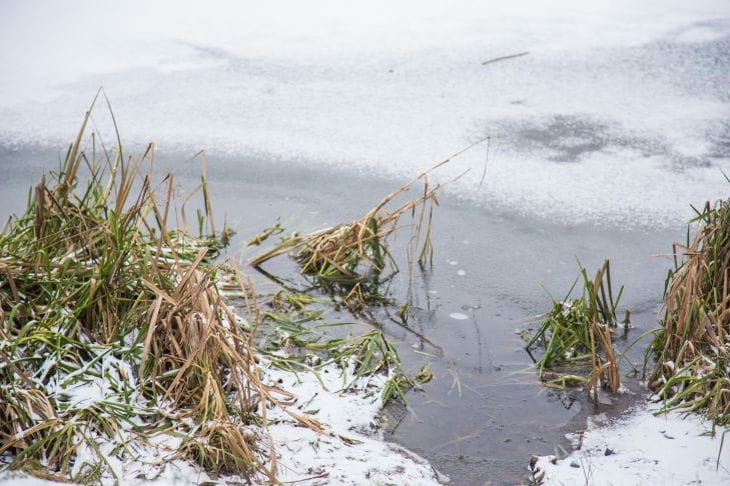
0 142 724 484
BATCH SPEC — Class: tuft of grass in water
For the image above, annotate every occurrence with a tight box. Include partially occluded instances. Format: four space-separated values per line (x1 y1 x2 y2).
248 142 486 307
524 260 624 396
648 198 730 425
249 190 429 299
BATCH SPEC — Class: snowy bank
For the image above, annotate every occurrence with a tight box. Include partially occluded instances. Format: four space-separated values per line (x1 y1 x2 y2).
535 403 730 485
264 361 445 485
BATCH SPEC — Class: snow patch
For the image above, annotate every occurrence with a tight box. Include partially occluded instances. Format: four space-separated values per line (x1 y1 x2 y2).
263 361 445 484
1 0 728 228
536 404 730 485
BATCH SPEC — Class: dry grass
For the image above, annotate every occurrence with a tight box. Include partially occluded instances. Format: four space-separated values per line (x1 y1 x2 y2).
142 260 255 420
179 420 259 476
649 199 730 424
249 141 486 307
249 177 440 287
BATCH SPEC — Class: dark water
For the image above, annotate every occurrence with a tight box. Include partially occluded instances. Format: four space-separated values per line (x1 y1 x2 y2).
0 144 681 485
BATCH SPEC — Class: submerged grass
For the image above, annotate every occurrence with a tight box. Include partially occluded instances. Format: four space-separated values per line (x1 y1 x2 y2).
649 198 730 425
259 289 424 406
524 260 625 395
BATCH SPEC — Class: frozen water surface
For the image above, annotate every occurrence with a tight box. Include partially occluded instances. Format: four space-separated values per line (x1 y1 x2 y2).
1 0 728 227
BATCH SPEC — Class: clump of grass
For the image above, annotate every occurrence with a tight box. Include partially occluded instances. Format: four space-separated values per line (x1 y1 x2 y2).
524 260 624 395
0 99 271 482
249 183 436 300
142 261 259 423
649 199 730 424
179 420 259 476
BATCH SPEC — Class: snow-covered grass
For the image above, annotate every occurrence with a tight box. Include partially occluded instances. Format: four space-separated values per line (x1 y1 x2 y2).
646 198 730 426
532 196 730 485
0 358 445 485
